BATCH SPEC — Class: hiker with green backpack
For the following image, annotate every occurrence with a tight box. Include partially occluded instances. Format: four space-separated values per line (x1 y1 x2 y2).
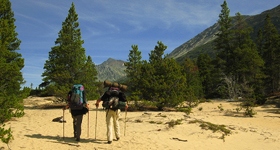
95 81 128 144
63 84 89 142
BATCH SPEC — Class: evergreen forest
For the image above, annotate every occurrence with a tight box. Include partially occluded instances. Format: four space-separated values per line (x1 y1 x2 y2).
1 0 280 144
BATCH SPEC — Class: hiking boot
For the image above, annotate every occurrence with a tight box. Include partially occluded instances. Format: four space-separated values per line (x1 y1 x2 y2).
76 138 80 142
108 141 112 144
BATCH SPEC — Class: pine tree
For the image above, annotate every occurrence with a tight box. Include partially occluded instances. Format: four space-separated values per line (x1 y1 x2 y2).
139 41 187 110
262 14 280 94
81 56 99 99
256 28 264 56
214 0 233 72
0 0 26 143
124 45 143 107
42 2 98 100
124 45 143 91
183 58 203 107
211 1 234 98
231 12 264 83
197 53 215 98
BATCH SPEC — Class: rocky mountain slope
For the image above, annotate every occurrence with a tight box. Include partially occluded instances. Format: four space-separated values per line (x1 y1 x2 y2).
95 5 280 81
168 5 280 62
95 58 126 82
167 22 220 60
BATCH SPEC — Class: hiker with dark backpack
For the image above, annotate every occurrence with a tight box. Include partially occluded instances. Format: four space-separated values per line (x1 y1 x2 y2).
63 84 89 142
95 82 128 144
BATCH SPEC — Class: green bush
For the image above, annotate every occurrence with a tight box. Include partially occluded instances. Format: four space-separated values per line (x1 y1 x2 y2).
135 119 143 123
0 125 13 143
217 104 224 112
149 121 156 124
241 100 257 117
189 119 231 140
177 107 192 115
167 119 183 128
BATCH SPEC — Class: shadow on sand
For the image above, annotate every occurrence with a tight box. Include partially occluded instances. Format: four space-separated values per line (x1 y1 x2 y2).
25 134 107 145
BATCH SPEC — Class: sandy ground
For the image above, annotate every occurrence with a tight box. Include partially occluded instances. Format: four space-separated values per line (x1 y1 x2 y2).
1 97 280 150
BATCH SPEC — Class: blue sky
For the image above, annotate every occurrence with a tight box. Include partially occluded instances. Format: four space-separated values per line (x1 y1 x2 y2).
10 0 279 88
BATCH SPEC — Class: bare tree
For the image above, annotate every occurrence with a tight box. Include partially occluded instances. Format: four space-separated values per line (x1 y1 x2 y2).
220 74 242 101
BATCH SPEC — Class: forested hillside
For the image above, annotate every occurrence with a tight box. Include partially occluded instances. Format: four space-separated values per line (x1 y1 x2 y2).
168 4 280 63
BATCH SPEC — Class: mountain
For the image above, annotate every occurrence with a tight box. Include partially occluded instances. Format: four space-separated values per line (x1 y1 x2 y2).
95 5 280 82
168 22 220 60
95 58 127 82
168 5 280 63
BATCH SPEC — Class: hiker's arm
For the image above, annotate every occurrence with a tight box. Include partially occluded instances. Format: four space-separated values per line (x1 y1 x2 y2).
125 102 128 110
83 90 90 108
63 105 69 110
63 92 71 110
63 101 70 110
95 98 102 108
122 93 128 110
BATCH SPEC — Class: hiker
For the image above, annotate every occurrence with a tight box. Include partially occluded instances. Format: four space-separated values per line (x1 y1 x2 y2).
95 86 128 144
63 85 89 141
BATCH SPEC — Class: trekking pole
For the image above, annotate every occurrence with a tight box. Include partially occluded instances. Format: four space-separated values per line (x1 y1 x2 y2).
88 109 89 138
63 109 65 140
124 109 127 136
95 107 98 140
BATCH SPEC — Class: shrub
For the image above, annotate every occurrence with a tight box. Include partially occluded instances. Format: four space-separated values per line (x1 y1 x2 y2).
189 119 231 140
217 104 224 112
235 107 242 113
241 99 257 117
167 119 183 128
135 119 143 123
177 107 192 115
155 114 167 118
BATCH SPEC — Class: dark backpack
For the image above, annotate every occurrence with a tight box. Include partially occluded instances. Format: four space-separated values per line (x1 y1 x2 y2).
102 88 126 109
70 84 84 110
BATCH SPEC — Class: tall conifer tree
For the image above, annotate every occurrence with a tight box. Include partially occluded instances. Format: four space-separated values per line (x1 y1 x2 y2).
139 41 187 110
42 2 98 99
124 45 143 106
0 0 26 143
256 28 264 56
230 12 264 100
124 45 143 91
183 58 203 106
197 53 215 98
231 12 264 83
81 56 99 99
214 0 233 72
210 0 233 98
262 14 280 93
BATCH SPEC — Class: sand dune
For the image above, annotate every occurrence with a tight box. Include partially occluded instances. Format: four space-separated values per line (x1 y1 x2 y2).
1 97 280 150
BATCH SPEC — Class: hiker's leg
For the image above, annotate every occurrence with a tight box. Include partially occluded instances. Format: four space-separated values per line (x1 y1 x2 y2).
76 115 83 139
113 109 121 139
106 109 113 142
72 115 77 138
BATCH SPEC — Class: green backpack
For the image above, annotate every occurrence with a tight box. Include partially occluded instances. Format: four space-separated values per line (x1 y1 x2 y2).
102 97 126 109
102 88 126 109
